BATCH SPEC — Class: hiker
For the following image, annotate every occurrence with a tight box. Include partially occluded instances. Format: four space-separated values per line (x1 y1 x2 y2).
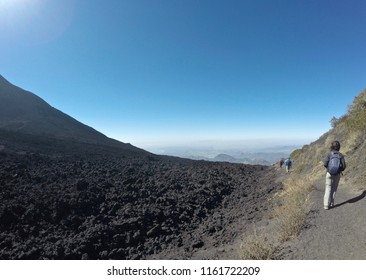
279 158 284 168
284 157 292 172
323 140 346 210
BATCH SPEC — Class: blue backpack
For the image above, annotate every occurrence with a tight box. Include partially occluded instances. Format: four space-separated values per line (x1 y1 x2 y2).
328 151 342 175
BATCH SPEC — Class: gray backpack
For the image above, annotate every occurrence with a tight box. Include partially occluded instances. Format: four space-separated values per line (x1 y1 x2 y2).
328 151 342 175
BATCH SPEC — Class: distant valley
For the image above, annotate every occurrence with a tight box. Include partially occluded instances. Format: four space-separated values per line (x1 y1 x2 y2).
148 146 300 165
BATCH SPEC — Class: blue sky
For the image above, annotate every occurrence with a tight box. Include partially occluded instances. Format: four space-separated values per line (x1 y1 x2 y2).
1 0 366 152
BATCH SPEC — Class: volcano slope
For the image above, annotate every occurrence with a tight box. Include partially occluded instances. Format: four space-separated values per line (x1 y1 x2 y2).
0 136 281 260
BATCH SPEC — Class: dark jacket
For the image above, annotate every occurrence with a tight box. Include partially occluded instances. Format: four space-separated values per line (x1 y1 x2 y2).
323 150 346 174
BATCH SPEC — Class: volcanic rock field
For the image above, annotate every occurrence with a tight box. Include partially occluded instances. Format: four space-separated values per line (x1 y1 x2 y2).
0 147 281 260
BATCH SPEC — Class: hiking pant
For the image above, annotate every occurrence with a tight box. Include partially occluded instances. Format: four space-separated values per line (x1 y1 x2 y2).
324 172 341 207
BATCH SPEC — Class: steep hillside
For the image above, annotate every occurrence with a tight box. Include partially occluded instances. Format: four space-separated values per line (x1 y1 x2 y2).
242 89 366 260
290 89 366 186
0 75 147 155
274 89 366 259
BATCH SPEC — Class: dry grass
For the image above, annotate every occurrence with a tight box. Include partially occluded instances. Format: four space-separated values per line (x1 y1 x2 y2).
240 225 276 260
274 178 314 242
240 176 314 259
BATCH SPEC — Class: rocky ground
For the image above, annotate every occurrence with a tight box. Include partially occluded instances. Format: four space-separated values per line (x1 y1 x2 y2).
0 147 282 260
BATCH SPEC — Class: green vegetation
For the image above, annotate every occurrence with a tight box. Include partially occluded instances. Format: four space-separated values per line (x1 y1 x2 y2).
343 90 366 132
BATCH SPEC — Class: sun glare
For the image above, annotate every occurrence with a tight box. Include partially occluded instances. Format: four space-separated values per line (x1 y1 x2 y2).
0 0 74 45
0 0 35 9
0 0 41 22
0 0 19 6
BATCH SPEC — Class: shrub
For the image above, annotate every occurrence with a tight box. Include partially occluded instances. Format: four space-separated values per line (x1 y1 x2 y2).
240 226 275 260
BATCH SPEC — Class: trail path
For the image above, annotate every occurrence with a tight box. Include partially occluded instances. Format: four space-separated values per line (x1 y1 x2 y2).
277 178 366 259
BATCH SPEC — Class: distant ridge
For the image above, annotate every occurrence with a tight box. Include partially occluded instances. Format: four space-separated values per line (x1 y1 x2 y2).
0 74 146 154
213 153 270 165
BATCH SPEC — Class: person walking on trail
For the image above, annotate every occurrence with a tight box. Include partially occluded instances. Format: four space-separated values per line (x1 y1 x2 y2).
285 157 292 173
323 140 346 210
279 158 284 168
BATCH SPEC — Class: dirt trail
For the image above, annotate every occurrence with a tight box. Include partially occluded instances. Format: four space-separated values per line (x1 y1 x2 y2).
277 177 366 259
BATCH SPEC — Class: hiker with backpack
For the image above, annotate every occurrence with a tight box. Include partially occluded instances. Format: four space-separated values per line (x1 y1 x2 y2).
323 141 346 210
285 157 292 173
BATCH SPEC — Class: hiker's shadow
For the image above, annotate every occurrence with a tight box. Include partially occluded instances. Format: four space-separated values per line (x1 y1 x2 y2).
333 190 366 209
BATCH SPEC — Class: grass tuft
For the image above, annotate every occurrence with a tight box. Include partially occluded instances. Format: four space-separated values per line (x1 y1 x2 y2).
240 225 275 260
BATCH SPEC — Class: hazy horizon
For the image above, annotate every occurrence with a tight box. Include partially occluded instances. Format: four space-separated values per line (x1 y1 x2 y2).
134 137 308 152
130 137 309 163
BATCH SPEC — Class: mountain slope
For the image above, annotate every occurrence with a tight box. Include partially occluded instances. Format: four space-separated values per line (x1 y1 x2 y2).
275 89 366 260
290 88 366 185
0 75 146 155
